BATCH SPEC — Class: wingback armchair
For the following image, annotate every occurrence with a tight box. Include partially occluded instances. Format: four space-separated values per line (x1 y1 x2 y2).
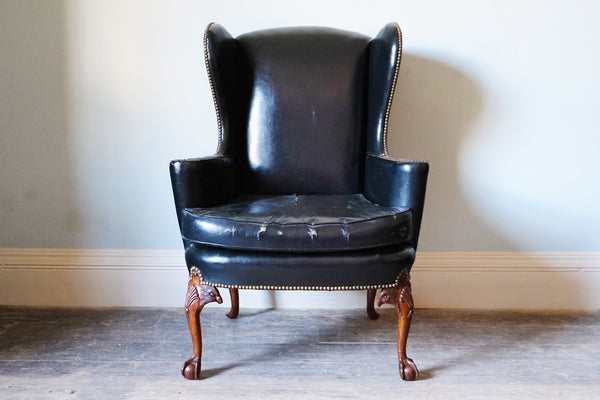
170 22 428 381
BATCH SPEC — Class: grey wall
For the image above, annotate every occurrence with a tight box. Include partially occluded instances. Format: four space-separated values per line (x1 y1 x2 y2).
1 1 599 251
1 1 79 247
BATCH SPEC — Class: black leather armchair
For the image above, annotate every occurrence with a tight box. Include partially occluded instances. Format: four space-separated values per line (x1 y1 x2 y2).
170 22 428 381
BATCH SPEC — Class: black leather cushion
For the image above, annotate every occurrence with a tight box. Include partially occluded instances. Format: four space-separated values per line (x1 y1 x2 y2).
185 242 415 288
182 194 412 252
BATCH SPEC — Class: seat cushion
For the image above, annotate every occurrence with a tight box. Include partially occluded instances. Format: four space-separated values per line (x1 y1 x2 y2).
182 194 412 252
185 242 415 289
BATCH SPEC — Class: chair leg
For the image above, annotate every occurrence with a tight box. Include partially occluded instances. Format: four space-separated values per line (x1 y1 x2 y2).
182 269 223 380
366 289 380 319
227 288 239 319
377 273 419 381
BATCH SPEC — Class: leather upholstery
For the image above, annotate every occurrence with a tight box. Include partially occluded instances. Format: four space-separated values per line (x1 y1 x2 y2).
185 242 415 289
367 23 402 155
364 154 429 247
170 23 429 289
170 155 238 230
237 28 369 194
182 194 411 252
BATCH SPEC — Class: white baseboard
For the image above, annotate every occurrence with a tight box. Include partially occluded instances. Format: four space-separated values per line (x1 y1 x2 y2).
1 248 599 310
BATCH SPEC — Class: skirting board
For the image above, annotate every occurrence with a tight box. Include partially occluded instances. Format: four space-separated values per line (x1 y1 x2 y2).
1 248 599 310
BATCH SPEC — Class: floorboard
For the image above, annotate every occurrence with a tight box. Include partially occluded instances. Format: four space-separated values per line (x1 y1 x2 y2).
0 307 599 399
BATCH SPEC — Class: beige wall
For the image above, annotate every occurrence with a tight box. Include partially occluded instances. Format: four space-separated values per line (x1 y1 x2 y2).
1 0 599 252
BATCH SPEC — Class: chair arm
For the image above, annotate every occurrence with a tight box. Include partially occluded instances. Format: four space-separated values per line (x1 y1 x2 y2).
364 154 429 247
170 155 238 231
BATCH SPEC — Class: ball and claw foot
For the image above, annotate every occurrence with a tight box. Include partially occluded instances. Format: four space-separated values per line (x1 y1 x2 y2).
182 356 201 380
399 357 419 381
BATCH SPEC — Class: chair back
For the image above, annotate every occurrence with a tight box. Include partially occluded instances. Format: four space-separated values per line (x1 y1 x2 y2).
207 26 371 194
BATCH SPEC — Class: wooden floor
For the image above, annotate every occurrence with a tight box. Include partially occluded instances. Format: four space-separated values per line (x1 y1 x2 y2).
0 306 599 399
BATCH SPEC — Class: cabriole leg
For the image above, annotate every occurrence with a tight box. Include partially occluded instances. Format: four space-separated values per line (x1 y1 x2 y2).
366 289 380 319
182 268 223 380
227 288 239 319
377 273 419 381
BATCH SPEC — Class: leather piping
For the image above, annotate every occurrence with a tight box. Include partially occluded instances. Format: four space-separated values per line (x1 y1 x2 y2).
382 23 402 156
203 22 224 155
189 266 408 290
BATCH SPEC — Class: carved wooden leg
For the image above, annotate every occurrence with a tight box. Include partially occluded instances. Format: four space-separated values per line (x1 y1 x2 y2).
227 288 239 319
366 289 380 319
182 268 223 380
377 273 418 381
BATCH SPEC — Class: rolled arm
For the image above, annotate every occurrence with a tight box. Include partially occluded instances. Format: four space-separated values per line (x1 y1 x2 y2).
364 154 429 247
170 155 238 231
